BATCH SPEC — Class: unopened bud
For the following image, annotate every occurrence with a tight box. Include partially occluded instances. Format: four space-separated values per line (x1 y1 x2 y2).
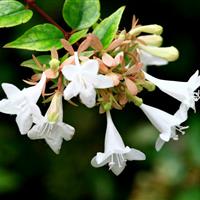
139 45 179 61
49 58 60 71
47 91 63 123
118 30 126 40
126 89 143 106
142 81 156 91
103 102 112 112
137 35 163 47
129 24 163 36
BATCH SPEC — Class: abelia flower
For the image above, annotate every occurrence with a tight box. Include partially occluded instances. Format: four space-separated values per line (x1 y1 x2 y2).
140 103 189 151
91 111 146 175
28 92 75 154
0 73 46 134
62 52 114 108
139 49 168 69
143 70 200 111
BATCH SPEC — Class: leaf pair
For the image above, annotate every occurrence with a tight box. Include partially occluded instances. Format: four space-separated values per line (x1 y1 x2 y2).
1 0 125 52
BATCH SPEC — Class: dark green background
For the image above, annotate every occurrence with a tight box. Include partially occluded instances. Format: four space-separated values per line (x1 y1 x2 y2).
0 0 200 199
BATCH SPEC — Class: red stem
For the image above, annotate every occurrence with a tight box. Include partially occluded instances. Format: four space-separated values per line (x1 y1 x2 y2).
24 0 70 39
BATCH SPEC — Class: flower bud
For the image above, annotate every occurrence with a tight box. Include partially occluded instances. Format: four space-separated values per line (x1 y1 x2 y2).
49 58 60 71
47 91 63 123
137 35 163 47
139 45 179 61
129 24 163 36
142 81 156 91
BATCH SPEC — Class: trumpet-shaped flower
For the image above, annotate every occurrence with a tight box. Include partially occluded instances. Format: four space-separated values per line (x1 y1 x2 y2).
0 73 46 134
140 103 189 151
139 49 168 69
143 70 200 111
91 111 145 175
62 52 114 108
28 92 75 154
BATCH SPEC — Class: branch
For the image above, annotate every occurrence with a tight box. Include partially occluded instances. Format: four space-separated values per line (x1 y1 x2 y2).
25 0 70 39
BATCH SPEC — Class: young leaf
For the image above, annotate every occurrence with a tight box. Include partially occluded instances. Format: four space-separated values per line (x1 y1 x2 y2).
21 55 51 71
0 0 33 28
4 23 64 51
63 0 100 30
69 29 88 44
93 6 125 49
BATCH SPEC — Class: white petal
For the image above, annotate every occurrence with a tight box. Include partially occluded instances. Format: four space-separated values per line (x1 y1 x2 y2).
45 137 63 154
143 71 190 105
160 132 171 141
16 109 33 135
188 70 200 91
140 103 178 133
57 122 75 141
63 80 81 100
174 103 189 122
111 163 126 176
104 111 125 153
81 59 99 75
155 137 165 151
28 123 45 139
91 152 110 168
125 147 146 161
0 99 19 114
1 83 21 99
23 72 46 103
93 75 114 89
62 65 79 81
79 87 96 108
140 49 168 67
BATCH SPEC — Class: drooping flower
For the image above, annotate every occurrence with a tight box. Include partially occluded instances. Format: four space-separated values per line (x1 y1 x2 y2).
28 91 75 154
139 49 168 69
62 52 114 108
143 70 200 111
91 111 146 175
0 73 46 134
140 103 189 151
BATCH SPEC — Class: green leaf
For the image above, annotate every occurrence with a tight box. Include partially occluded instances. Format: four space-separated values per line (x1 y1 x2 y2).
21 55 51 71
69 29 88 44
4 23 64 51
93 6 125 49
0 0 33 28
63 0 100 30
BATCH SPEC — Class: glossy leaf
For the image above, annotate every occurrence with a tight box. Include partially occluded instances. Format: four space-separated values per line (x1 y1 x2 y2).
21 55 51 71
4 23 64 51
93 6 125 49
63 0 100 30
69 29 88 44
0 0 33 28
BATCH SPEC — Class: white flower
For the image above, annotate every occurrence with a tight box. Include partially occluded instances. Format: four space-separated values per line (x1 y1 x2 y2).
62 52 114 108
143 70 200 111
91 111 146 176
28 92 75 154
0 73 46 134
139 49 168 70
140 103 189 151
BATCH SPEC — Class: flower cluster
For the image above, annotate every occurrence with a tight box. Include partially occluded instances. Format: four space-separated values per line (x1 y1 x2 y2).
0 19 200 175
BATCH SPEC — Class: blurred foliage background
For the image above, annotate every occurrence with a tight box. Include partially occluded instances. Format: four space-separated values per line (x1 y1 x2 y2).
0 0 200 199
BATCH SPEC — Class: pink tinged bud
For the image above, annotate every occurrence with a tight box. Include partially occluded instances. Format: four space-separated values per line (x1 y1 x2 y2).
125 77 138 96
107 72 121 86
102 53 117 67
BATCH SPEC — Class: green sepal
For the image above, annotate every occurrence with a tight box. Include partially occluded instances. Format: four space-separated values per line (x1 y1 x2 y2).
0 0 33 28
